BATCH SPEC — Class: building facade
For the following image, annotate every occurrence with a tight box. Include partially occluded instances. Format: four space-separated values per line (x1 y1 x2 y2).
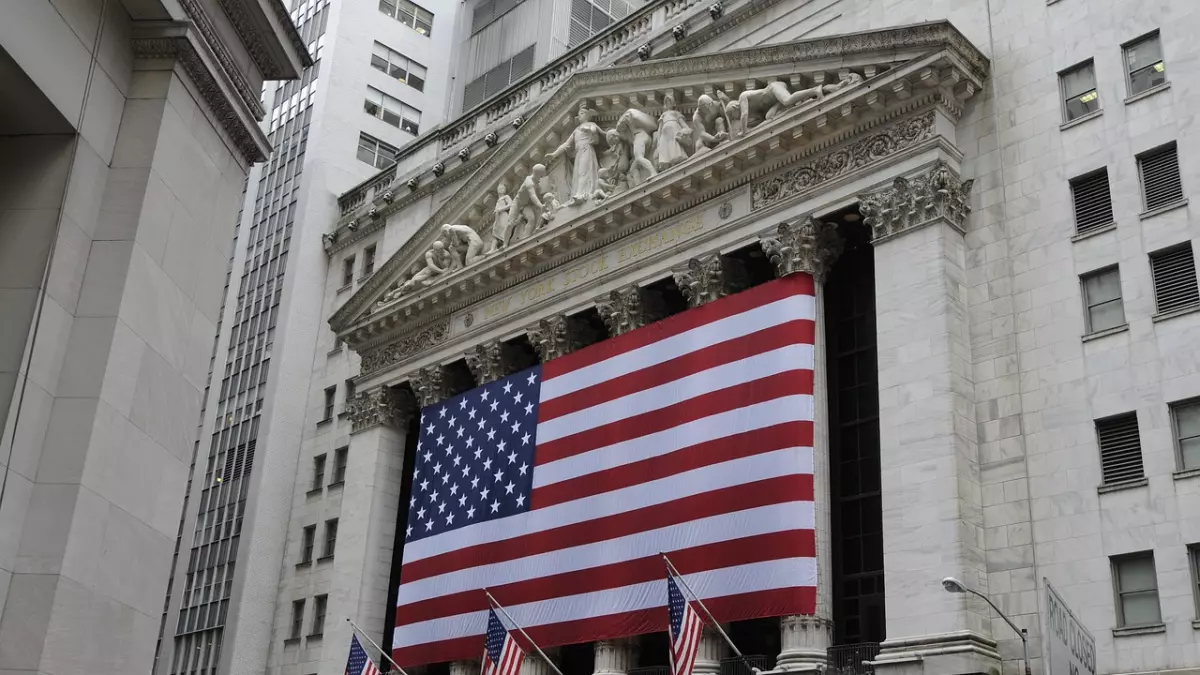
300 1 1200 675
0 0 308 674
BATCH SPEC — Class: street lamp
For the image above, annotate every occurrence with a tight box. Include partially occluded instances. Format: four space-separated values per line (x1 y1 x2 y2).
941 577 1032 675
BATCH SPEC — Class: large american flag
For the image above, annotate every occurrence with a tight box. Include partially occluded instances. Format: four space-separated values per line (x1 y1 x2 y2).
667 574 705 675
481 609 526 675
393 274 817 665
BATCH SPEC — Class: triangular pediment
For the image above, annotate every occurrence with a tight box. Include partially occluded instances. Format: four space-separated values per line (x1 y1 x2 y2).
331 20 987 347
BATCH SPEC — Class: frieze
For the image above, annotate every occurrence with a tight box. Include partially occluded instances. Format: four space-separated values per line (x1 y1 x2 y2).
750 111 935 211
858 159 974 240
359 320 451 376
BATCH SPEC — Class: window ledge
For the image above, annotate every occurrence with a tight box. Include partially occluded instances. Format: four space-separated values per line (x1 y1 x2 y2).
1125 82 1171 105
284 637 301 645
1082 324 1129 343
1152 304 1200 323
306 633 324 640
1173 467 1200 481
1113 623 1166 637
358 274 374 283
306 487 323 498
328 480 345 489
1071 222 1117 242
1098 477 1148 494
1061 109 1103 130
326 344 343 356
316 417 333 427
337 283 353 294
1139 198 1188 220
337 411 349 420
295 560 312 568
317 554 335 563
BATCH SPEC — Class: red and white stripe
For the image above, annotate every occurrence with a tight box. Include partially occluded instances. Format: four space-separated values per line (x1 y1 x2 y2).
393 274 818 665
670 600 705 675
482 635 525 675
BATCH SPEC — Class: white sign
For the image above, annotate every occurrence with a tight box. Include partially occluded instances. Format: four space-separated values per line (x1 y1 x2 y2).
1045 579 1096 675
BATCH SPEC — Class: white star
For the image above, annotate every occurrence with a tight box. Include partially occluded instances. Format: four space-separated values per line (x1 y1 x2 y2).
433 462 442 474
481 486 490 500
487 428 497 441
450 483 459 496
524 402 534 415
423 451 432 463
474 447 483 459
505 481 515 494
444 443 454 456
519 462 528 476
503 381 513 394
456 426 465 438
498 440 507 452
507 450 517 464
494 469 504 482
511 420 521 434
449 416 457 428
521 432 531 445
490 400 500 412
527 372 538 385
406 525 413 537
453 454 462 466
515 494 526 507
500 410 510 423
438 407 447 419
417 506 426 520
462 464 471 477
430 489 439 502
426 422 435 434
477 417 486 430
441 472 450 484
471 476 481 489
467 506 476 519
436 434 445 446
491 500 501 513
425 520 434 531
468 407 477 420
420 479 429 491
446 512 455 525
410 496 417 507
481 389 490 401
514 391 524 404
483 458 493 471
459 398 468 410
458 494 467 507
437 501 446 513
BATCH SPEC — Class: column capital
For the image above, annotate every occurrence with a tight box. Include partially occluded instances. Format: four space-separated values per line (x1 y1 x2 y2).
526 314 573 362
465 340 510 385
347 386 417 434
858 159 973 242
596 285 646 337
672 252 727 308
407 364 447 407
759 216 843 283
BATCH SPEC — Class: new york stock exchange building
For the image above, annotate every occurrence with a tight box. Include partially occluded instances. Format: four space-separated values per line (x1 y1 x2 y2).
299 4 1200 675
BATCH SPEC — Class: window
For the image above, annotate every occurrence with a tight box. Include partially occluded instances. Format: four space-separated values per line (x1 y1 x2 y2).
357 132 399 169
290 599 305 639
378 0 434 35
342 255 355 287
1060 60 1099 122
1112 552 1162 627
371 42 427 92
568 0 633 47
323 518 338 558
332 447 348 484
323 386 336 421
1171 399 1200 471
344 378 356 406
1124 31 1167 96
1096 412 1143 485
1149 244 1199 314
363 244 377 277
1190 545 1200 618
364 86 421 135
301 525 316 563
1138 143 1184 211
311 594 328 636
312 454 326 490
1070 169 1114 234
1081 267 1125 333
462 44 537 111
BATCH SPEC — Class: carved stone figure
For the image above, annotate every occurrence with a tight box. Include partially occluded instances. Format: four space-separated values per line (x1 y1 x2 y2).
821 70 863 96
383 241 449 300
725 80 823 136
598 128 629 198
509 164 547 243
546 104 604 206
691 94 730 156
616 108 658 188
487 182 514 253
543 192 562 221
654 93 691 170
441 223 485 267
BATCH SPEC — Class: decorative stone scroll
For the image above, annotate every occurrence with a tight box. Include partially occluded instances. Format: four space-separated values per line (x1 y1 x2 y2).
347 386 417 433
858 159 974 240
672 253 727 308
526 314 573 363
595 285 646 337
759 216 844 283
407 364 448 407
464 340 509 385
359 320 450 376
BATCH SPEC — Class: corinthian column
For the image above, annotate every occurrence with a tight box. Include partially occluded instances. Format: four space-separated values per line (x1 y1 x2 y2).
526 314 574 362
594 638 638 675
693 626 729 675
595 285 648 337
759 215 841 670
520 647 562 675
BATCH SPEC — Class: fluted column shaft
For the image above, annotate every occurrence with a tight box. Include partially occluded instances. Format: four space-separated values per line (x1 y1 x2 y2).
594 638 638 675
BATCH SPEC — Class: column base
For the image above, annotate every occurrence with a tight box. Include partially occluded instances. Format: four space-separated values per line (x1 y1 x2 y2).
870 631 999 675
774 615 831 672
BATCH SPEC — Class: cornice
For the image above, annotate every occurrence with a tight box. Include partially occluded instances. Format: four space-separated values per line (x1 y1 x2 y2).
329 24 988 332
177 0 266 120
131 22 272 164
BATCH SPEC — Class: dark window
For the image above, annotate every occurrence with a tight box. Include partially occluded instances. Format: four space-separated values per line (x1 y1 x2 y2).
1070 169 1114 234
1061 60 1099 122
1189 545 1200 619
1096 413 1143 485
332 447 349 484
342 255 355 287
370 41 427 92
365 86 421 135
323 518 338 558
323 387 336 421
1171 399 1200 471
378 0 434 35
356 133 399 170
1080 266 1124 333
311 594 328 636
312 454 326 490
1138 143 1184 211
1124 31 1167 96
363 245 377 277
290 599 305 639
1149 244 1199 314
1112 552 1161 627
301 525 315 563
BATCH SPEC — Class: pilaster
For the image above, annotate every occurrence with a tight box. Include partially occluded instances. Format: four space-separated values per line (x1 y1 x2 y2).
595 285 648 336
859 162 996 675
594 638 638 675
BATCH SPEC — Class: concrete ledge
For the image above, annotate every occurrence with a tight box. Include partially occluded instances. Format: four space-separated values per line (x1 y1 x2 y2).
1139 198 1188 220
1125 82 1171 105
1082 324 1129 342
1061 108 1103 131
1152 304 1200 323
1112 623 1165 638
1173 467 1200 481
1098 477 1148 494
1071 222 1117 242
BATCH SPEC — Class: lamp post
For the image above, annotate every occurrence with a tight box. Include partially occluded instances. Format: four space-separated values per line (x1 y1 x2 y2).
942 577 1032 675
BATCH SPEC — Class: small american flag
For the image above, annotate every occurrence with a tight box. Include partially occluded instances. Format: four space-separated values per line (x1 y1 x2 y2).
394 274 817 664
347 634 382 675
482 609 527 675
668 574 705 675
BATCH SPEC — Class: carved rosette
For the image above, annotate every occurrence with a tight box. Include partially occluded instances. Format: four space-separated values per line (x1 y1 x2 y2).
464 340 508 385
347 387 417 434
408 365 447 408
526 314 573 362
672 253 727 308
759 216 844 283
859 159 974 241
596 285 646 337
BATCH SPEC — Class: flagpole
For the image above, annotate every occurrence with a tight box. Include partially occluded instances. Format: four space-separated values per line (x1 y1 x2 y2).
483 589 566 675
659 552 744 659
347 617 411 675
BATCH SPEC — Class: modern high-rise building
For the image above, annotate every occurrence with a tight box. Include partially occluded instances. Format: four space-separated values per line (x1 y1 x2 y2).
153 1 460 675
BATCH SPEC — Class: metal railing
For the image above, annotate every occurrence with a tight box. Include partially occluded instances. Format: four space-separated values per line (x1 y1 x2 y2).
721 654 773 675
826 643 880 675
